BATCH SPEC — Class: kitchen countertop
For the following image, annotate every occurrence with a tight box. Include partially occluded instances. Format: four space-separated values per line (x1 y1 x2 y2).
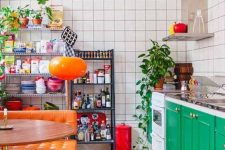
165 93 225 119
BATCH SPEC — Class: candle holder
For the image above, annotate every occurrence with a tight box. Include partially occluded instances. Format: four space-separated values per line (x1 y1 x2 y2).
0 115 13 130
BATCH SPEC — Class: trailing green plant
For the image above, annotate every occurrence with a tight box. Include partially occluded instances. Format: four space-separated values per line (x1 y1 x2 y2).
133 40 175 149
17 5 31 18
0 6 20 33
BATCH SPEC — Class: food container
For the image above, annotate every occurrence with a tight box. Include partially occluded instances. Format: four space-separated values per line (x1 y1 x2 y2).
97 69 105 84
47 77 64 92
6 100 22 110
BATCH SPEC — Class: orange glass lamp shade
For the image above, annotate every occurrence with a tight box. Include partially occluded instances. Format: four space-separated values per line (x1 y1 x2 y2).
49 57 87 80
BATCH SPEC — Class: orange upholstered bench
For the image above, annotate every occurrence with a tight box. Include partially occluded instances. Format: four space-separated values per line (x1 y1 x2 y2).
0 110 77 150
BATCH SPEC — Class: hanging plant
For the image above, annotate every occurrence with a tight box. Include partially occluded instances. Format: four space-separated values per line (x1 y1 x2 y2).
133 40 175 149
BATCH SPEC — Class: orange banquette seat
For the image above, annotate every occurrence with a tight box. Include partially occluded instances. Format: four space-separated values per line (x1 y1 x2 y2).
0 110 77 150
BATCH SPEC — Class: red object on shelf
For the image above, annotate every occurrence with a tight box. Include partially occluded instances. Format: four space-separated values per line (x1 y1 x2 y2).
174 23 188 33
6 100 22 110
116 123 132 150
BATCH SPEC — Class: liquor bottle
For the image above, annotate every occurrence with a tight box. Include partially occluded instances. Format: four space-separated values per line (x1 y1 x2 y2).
89 94 94 109
82 94 86 109
100 120 106 140
86 71 90 83
86 94 91 109
96 94 102 108
101 89 106 108
84 129 90 142
72 91 78 110
77 125 85 141
105 87 111 108
106 123 111 140
90 132 95 141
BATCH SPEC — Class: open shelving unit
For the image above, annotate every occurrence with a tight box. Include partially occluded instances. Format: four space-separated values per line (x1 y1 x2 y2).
2 27 66 110
71 50 116 150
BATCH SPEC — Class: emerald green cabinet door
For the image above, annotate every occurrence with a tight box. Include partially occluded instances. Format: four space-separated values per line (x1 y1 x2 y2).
216 133 225 150
181 106 194 150
193 110 215 150
166 101 181 150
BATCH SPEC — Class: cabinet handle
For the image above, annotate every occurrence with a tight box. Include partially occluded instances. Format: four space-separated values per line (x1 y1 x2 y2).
190 113 193 118
175 108 180 112
224 144 225 148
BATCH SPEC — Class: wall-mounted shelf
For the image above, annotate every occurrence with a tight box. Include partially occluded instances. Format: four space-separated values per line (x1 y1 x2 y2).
2 52 63 56
74 83 112 85
19 27 63 31
162 33 214 41
6 73 51 77
8 93 66 97
76 108 115 112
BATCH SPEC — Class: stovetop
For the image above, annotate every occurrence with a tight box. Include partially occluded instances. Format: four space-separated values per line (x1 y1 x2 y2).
166 93 225 112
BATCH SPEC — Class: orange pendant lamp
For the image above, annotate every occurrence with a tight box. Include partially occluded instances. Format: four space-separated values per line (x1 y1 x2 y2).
49 57 87 80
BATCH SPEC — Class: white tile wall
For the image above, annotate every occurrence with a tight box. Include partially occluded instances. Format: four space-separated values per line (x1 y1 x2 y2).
1 0 184 149
187 0 225 77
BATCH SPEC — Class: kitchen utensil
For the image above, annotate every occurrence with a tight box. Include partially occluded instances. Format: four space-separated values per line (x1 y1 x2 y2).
61 26 78 46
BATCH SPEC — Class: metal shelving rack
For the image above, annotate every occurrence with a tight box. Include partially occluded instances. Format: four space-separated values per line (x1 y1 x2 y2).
2 26 66 107
71 50 116 150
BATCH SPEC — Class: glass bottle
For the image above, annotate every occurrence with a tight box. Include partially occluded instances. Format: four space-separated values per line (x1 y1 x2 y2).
106 123 111 140
96 94 102 108
105 87 111 108
86 94 91 109
100 120 106 140
101 89 106 108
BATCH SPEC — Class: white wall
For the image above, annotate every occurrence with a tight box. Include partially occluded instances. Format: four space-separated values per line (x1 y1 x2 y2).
187 0 225 77
1 0 185 149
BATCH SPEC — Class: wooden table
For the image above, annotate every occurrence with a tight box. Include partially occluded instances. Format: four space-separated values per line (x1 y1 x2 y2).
0 119 74 149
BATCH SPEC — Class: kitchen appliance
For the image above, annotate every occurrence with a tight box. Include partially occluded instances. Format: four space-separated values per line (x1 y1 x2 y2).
152 92 166 150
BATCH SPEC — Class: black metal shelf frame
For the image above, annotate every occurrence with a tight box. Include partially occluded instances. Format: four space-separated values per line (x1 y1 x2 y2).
71 50 115 149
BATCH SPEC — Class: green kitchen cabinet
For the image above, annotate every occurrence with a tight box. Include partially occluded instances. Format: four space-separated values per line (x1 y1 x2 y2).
216 117 225 150
166 101 181 150
181 106 194 150
216 133 225 150
182 106 215 150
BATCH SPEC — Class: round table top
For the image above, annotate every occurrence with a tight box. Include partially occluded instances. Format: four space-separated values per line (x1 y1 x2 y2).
0 119 74 146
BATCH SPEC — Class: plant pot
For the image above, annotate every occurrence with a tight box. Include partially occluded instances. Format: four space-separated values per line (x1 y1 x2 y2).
32 19 42 25
154 78 165 90
19 18 29 28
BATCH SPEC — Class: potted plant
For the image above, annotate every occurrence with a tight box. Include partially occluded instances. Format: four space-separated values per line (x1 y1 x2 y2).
0 6 20 34
30 0 53 26
17 5 31 28
31 10 42 25
133 40 175 149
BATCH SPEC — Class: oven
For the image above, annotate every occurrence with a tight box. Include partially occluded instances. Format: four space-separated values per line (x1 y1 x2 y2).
152 132 165 150
152 92 166 150
152 105 165 138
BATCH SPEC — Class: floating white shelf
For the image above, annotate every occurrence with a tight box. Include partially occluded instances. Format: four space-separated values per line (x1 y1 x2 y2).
162 33 214 41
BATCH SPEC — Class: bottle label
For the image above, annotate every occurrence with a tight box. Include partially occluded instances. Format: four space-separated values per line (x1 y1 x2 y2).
106 101 111 108
106 134 111 140
102 96 106 106
97 100 101 107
